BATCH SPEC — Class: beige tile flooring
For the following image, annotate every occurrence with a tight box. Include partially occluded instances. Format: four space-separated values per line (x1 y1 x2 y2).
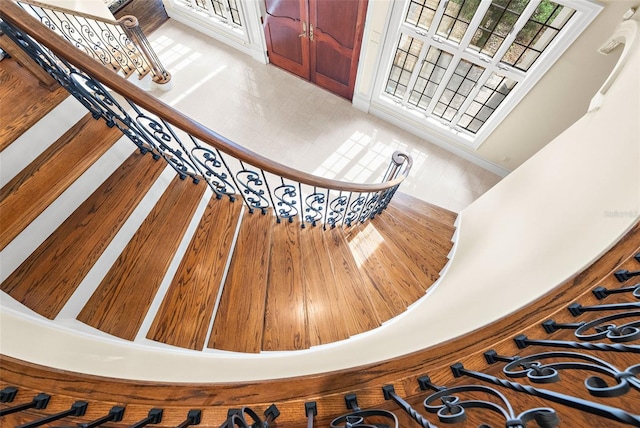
148 20 501 213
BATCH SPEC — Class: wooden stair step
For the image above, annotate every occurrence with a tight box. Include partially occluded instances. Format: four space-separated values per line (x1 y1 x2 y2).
0 114 123 250
208 211 275 353
0 56 68 150
300 227 352 347
369 214 451 291
262 219 309 351
390 191 458 227
146 197 243 350
77 175 206 341
322 227 382 333
344 222 426 316
0 152 166 319
379 205 454 260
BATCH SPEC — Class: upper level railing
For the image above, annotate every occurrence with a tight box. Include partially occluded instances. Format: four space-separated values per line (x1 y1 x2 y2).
14 0 170 84
0 0 412 229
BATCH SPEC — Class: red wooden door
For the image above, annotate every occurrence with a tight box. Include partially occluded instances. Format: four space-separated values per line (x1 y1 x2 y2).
263 0 367 100
309 0 368 100
263 0 310 80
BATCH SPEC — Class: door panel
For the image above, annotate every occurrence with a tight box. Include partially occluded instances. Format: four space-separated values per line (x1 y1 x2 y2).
309 0 367 100
264 0 310 79
314 0 358 48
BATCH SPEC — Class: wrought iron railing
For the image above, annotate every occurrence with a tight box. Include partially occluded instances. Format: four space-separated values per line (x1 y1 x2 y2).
14 0 170 84
0 0 412 230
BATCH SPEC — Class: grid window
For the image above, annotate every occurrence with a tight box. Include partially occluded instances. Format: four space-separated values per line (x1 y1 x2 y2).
379 0 599 146
209 0 225 18
385 34 423 99
194 0 208 8
228 0 242 26
436 0 482 45
409 47 452 111
458 73 517 133
405 0 440 31
501 0 575 71
470 0 530 57
432 60 484 121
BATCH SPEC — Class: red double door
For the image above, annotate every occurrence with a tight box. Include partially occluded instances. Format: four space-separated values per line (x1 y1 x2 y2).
263 0 368 100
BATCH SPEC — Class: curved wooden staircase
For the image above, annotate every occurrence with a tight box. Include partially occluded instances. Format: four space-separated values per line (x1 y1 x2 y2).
2 2 639 426
0 56 456 354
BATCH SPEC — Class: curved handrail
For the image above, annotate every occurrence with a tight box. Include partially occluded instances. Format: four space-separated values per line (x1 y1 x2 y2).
14 0 171 83
588 19 639 112
0 0 412 228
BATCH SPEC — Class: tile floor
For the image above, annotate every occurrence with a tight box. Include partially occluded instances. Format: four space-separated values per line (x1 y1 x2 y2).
147 20 501 213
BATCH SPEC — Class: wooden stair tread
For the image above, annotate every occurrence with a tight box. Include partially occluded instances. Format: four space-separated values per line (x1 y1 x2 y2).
0 152 166 319
344 222 426 316
390 191 458 227
262 220 309 351
370 213 452 290
0 57 68 150
146 197 243 350
77 176 206 340
300 227 351 346
378 205 454 260
207 211 275 353
0 114 123 250
323 227 382 333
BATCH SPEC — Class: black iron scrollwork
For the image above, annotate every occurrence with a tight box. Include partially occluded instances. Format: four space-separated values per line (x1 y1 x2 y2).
236 169 270 214
326 194 348 228
219 405 279 428
191 146 237 199
417 376 558 427
304 191 325 226
458 356 640 426
273 181 299 223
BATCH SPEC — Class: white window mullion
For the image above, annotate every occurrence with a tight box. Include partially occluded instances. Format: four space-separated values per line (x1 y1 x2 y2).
422 0 491 117
491 0 542 70
399 28 430 106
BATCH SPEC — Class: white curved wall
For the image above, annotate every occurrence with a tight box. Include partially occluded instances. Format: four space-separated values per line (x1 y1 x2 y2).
1 17 639 383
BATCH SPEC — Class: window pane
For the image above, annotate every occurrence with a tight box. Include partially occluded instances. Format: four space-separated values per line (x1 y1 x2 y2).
405 0 440 31
459 73 516 133
436 0 481 45
500 1 575 71
470 0 530 57
385 34 424 99
209 0 225 18
408 47 451 111
432 59 485 122
227 0 242 26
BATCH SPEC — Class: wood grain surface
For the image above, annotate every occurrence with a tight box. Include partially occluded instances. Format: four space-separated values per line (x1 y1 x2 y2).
1 152 166 318
77 175 206 340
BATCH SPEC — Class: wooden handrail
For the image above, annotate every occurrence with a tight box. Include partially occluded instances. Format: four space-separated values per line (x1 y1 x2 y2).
0 0 412 195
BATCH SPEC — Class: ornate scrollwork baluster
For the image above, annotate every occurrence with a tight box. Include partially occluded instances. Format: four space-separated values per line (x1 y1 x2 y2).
454 359 640 426
191 146 237 199
235 165 270 214
304 189 324 227
344 194 366 226
135 114 199 182
382 384 435 427
514 333 640 353
326 193 348 229
415 374 558 427
330 394 399 428
273 179 299 223
593 284 640 300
